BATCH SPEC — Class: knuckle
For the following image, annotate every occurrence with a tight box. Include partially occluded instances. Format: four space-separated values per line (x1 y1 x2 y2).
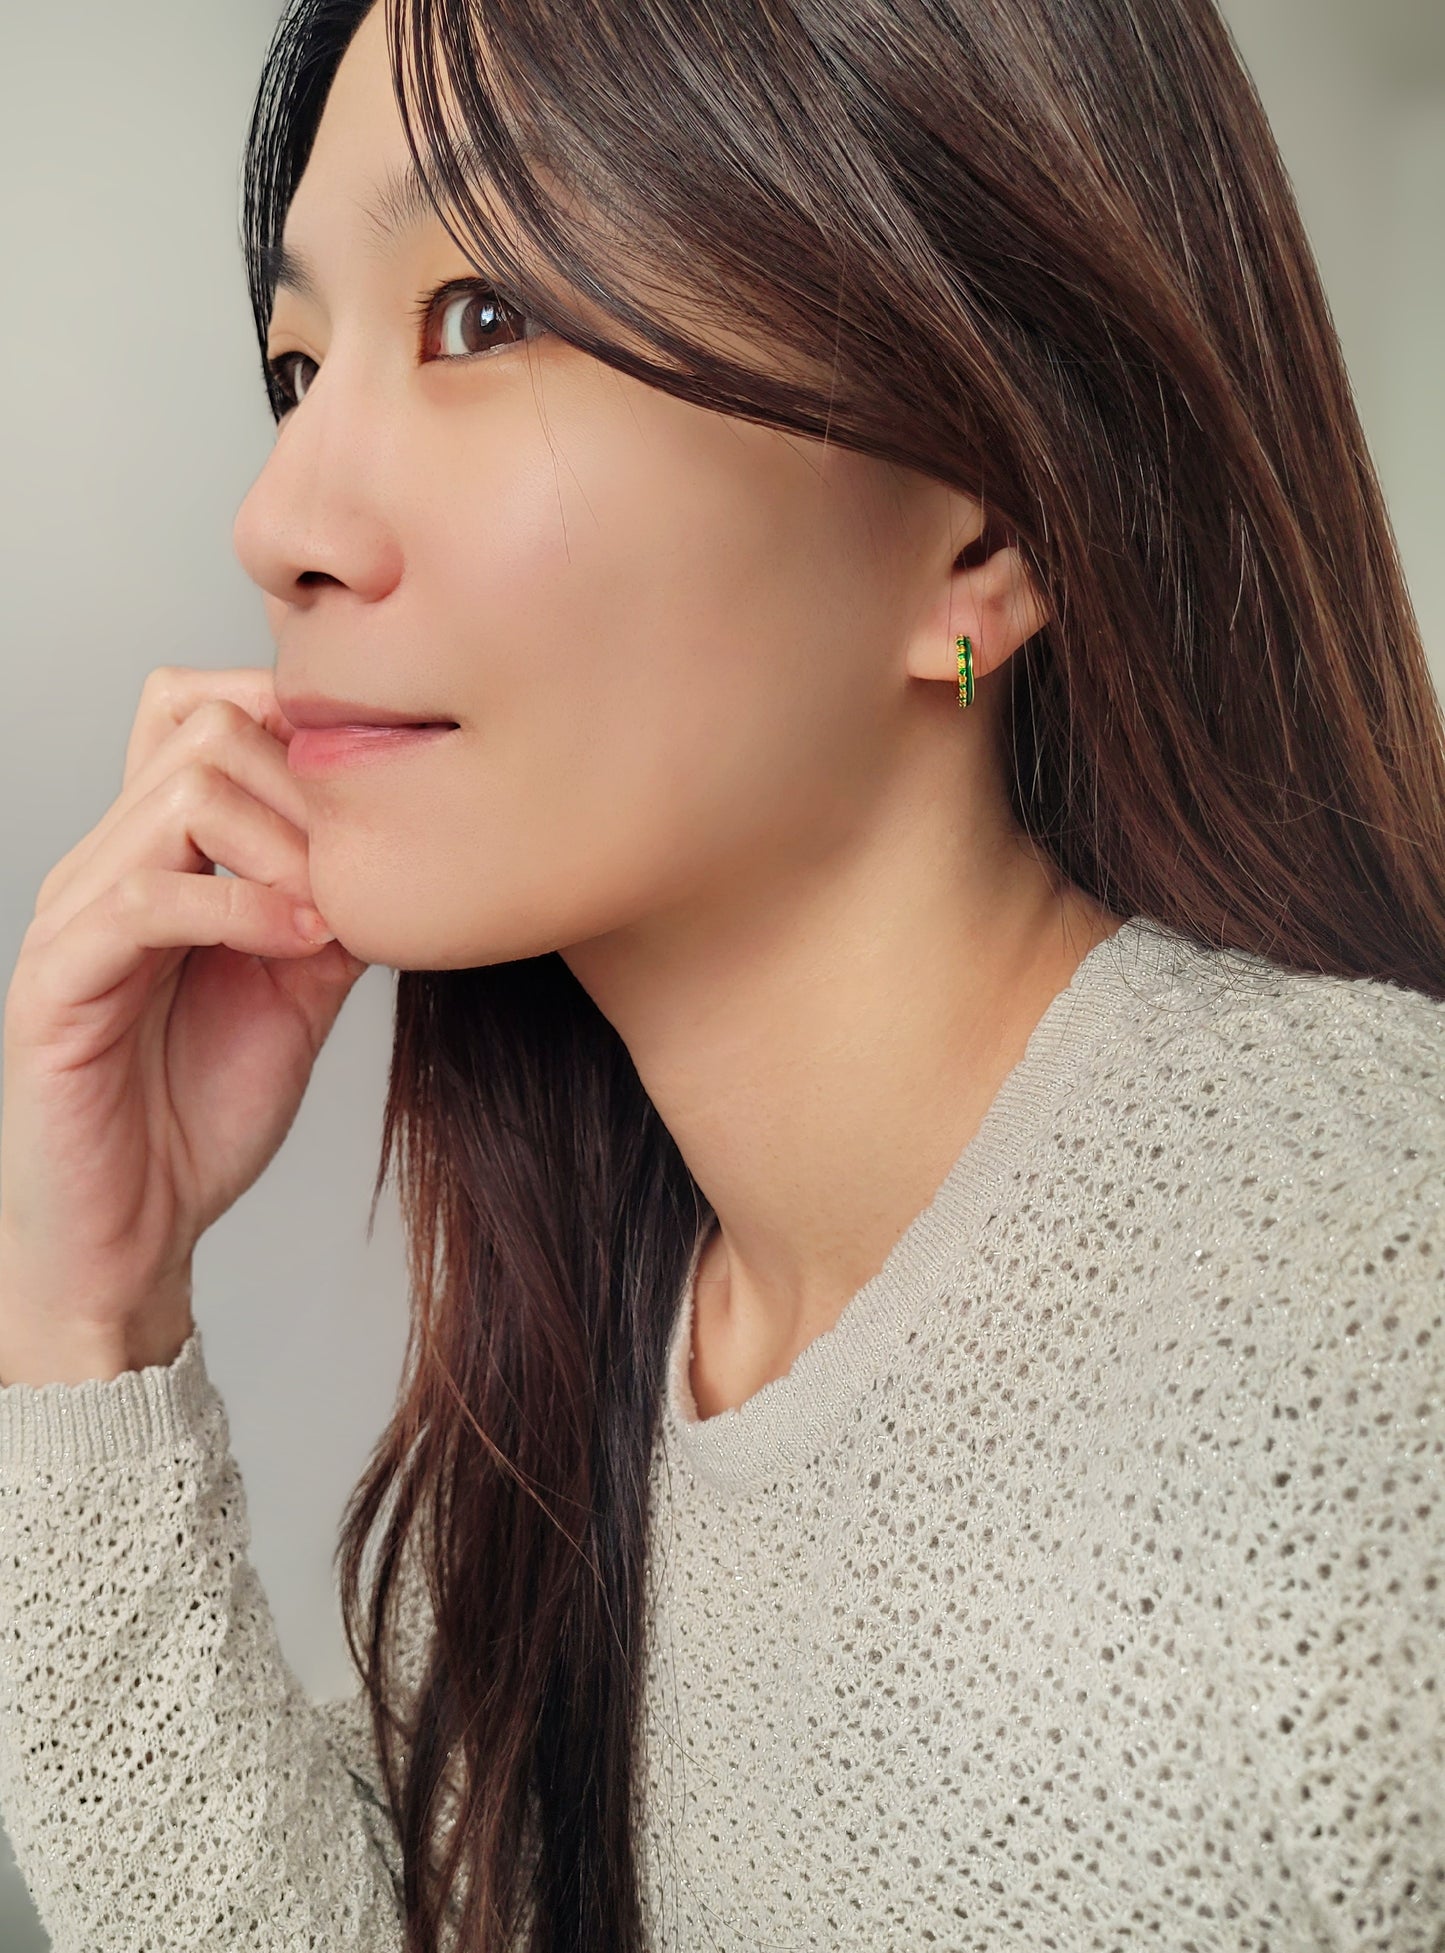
18 908 54 959
214 870 252 931
141 663 185 705
108 866 155 920
187 697 251 748
169 759 227 817
2 977 42 1049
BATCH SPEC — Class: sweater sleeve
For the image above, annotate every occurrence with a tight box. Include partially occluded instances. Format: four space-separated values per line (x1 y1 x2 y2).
0 1326 407 1951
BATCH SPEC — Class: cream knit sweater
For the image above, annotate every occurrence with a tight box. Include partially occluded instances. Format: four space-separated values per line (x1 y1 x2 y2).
0 913 1441 1950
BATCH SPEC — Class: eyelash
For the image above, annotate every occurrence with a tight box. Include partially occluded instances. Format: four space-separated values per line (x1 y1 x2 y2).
264 278 540 417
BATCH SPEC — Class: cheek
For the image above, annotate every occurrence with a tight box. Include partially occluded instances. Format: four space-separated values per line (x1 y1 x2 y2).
421 396 828 859
309 379 903 968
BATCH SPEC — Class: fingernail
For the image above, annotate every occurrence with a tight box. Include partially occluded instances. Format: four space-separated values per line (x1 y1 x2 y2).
294 905 336 943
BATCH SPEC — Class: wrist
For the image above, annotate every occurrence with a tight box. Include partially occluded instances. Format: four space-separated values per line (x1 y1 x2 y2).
0 1314 194 1387
0 1245 194 1387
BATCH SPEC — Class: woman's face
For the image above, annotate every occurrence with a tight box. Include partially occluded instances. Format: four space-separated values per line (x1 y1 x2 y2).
233 4 993 974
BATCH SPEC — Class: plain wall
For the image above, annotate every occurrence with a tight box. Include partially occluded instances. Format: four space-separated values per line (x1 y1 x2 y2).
1 2 1441 1943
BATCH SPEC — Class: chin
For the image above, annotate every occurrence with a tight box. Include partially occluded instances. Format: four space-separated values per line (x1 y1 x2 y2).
303 857 630 972
323 915 568 974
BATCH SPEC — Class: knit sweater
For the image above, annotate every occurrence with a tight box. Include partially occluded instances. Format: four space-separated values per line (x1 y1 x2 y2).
0 912 1441 1951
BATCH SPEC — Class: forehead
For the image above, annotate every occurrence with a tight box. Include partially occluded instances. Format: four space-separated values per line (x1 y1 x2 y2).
286 8 411 231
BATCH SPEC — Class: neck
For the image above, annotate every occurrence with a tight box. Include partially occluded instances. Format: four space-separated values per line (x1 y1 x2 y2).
561 816 1120 1403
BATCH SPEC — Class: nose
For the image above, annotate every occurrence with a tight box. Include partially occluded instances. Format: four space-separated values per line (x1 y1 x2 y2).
232 375 404 608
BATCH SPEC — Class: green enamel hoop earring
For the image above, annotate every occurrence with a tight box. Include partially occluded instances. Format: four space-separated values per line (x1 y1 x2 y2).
955 634 975 709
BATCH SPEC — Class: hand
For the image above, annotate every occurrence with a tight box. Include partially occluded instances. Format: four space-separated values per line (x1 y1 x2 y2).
0 665 370 1362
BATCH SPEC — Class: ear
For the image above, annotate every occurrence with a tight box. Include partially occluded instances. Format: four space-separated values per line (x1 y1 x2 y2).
903 510 1050 697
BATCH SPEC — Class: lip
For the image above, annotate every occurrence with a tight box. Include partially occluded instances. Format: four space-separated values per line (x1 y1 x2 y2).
278 694 459 730
286 723 458 777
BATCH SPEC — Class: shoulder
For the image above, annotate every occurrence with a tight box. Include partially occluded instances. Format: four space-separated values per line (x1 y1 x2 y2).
1091 929 1443 1234
1022 931 1445 1402
956 936 1445 1937
1115 919 1444 1082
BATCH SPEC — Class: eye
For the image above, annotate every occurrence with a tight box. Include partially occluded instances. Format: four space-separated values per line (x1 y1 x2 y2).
264 278 542 419
425 280 537 360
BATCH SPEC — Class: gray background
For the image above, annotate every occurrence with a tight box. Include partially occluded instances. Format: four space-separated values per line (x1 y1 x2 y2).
1 1 1442 1943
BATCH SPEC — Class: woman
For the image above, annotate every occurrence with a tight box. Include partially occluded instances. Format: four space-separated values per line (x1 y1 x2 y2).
0 0 1440 1946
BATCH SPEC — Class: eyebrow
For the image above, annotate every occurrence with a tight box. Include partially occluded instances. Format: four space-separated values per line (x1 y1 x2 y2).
262 157 451 306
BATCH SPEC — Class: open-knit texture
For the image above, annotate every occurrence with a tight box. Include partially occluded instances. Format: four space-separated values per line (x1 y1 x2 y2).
0 912 1441 1950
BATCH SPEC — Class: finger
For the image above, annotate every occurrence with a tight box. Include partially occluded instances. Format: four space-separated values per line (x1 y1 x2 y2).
126 697 309 847
39 700 310 915
29 760 315 943
11 869 332 1038
122 664 297 792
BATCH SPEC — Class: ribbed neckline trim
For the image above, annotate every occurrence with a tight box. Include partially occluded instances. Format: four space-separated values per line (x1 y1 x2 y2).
661 912 1202 1494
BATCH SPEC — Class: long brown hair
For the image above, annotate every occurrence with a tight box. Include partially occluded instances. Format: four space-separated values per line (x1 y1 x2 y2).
241 0 1445 1943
